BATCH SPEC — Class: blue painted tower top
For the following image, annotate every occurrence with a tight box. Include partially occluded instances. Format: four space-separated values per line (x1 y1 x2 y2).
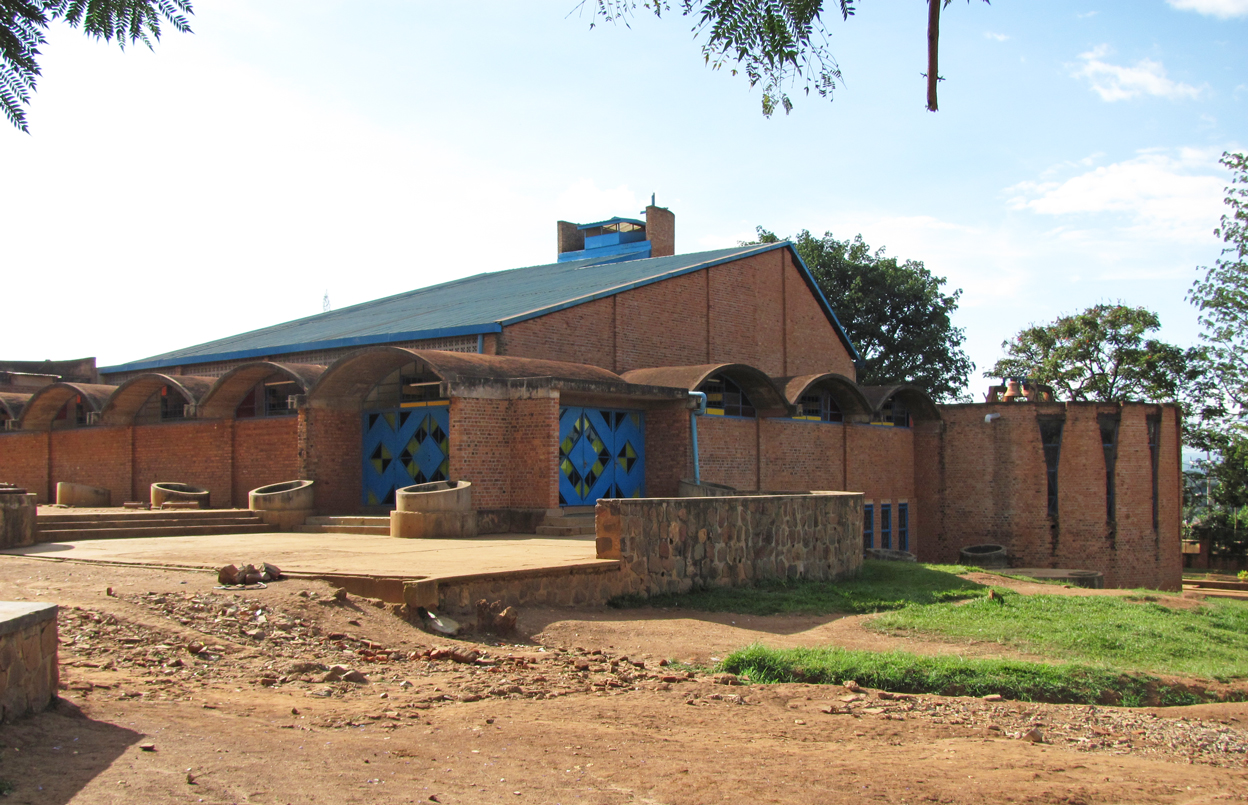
557 202 676 263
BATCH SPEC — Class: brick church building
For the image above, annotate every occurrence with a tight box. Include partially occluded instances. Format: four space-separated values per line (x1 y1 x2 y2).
0 207 1182 589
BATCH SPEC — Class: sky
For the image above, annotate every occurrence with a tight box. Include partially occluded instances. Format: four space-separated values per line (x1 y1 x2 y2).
2 0 1245 391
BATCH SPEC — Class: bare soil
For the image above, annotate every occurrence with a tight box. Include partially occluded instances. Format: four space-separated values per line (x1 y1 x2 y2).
2 556 1247 805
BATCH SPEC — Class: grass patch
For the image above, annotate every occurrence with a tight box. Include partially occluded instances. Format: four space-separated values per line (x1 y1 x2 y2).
609 561 990 616
718 644 1210 707
870 590 1248 680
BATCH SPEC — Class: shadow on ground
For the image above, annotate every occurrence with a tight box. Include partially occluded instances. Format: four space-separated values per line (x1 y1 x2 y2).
0 699 142 805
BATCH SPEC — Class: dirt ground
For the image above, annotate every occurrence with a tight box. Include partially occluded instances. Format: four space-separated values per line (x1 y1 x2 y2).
2 557 1247 805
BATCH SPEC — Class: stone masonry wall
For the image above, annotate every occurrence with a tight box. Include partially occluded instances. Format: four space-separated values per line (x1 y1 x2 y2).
0 603 58 722
0 493 36 549
598 492 863 597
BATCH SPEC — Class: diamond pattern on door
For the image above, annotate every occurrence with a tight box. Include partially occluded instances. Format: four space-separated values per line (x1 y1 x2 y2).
559 406 645 506
362 405 449 506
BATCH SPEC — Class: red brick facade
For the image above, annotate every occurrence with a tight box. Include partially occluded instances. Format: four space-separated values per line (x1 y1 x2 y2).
916 402 1182 590
498 249 856 378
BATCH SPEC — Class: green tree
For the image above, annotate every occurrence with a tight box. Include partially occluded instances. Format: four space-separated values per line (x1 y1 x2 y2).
986 304 1191 403
584 1 988 115
1 0 192 131
754 227 973 401
1187 152 1248 439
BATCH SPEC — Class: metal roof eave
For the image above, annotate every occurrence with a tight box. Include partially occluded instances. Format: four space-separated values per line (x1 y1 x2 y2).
99 323 503 375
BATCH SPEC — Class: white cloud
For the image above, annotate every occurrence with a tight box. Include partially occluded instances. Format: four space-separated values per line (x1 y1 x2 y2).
1072 45 1203 102
984 32 1010 41
1006 149 1226 243
1166 0 1248 19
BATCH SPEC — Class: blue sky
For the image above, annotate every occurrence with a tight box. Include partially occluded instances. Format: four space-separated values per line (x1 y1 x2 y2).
3 1 1245 393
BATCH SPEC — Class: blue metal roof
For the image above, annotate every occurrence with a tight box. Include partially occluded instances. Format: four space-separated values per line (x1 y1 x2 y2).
101 243 860 373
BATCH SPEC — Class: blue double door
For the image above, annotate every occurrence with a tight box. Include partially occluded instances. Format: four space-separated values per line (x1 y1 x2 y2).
559 407 645 506
361 405 450 506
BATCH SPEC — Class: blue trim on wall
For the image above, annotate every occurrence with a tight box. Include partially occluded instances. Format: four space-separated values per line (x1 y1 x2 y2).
100 323 503 374
557 239 651 263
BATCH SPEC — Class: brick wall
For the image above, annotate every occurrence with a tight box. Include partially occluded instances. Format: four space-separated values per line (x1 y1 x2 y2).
697 416 759 491
449 397 510 508
497 250 856 380
49 426 132 507
232 417 301 505
132 420 234 506
508 398 559 509
919 402 1182 590
0 432 49 502
300 409 360 515
645 407 692 498
760 418 845 492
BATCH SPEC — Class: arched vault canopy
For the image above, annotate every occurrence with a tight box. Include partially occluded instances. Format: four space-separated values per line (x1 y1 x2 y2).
621 364 791 416
860 384 941 423
198 362 326 419
778 373 873 421
98 374 214 426
307 347 625 410
0 392 30 423
18 383 116 430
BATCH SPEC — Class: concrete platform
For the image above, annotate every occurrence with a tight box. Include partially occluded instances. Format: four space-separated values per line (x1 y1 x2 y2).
1 531 605 582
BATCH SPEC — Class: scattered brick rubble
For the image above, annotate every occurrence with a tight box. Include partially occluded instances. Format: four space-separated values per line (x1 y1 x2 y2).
53 587 1248 767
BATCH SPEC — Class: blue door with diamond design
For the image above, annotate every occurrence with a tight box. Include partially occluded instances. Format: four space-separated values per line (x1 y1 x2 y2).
558 407 645 506
362 404 450 506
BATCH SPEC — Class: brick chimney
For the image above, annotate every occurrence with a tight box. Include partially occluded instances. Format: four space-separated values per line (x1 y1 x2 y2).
644 205 675 257
557 221 584 255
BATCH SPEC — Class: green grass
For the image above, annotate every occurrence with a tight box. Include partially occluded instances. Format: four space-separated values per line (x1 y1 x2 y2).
609 561 991 615
717 644 1212 706
870 590 1248 680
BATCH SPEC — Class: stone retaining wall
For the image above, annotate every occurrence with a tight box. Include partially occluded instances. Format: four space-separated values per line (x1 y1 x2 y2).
598 492 863 597
0 603 58 722
407 492 863 614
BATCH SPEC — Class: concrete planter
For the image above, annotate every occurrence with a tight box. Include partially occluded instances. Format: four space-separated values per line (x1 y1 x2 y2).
55 481 111 508
0 491 36 549
959 543 1009 569
151 482 210 509
391 481 477 539
248 480 315 531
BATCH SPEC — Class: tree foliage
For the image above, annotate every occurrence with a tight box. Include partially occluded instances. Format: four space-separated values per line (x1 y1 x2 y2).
1 0 192 131
754 227 974 401
986 304 1191 403
582 0 988 116
1187 152 1248 440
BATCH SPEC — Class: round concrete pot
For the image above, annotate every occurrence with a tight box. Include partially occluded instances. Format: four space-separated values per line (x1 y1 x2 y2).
865 548 916 562
151 482 210 509
959 543 1009 569
56 481 111 508
391 480 476 538
249 479 314 511
395 480 472 513
248 480 315 530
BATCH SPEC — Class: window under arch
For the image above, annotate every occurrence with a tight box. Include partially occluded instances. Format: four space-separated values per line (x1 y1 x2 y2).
52 396 89 430
236 375 301 418
698 375 756 418
363 362 446 410
134 386 191 425
794 387 844 422
873 396 911 428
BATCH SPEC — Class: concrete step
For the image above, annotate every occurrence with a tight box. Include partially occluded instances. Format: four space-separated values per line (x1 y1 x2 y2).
535 524 596 537
294 524 391 536
37 516 268 532
37 509 258 525
304 516 390 527
543 514 595 527
36 522 271 541
559 506 597 516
